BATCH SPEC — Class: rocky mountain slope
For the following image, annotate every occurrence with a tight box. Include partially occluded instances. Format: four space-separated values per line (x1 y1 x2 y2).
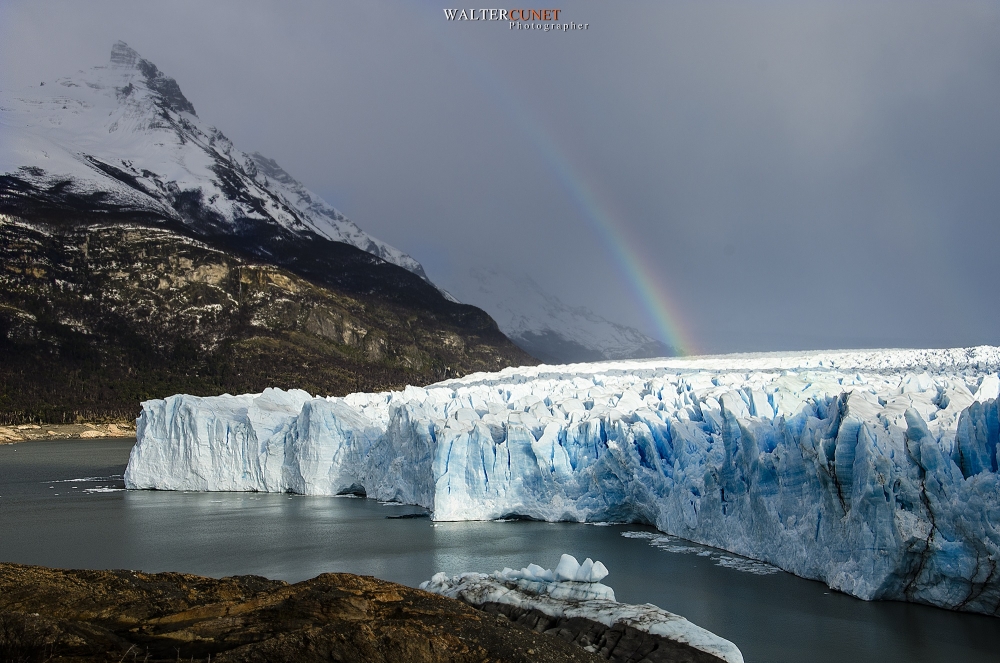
0 43 533 424
0 563 603 663
0 215 530 424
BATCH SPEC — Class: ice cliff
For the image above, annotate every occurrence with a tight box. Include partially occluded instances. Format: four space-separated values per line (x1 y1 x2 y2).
125 347 1000 615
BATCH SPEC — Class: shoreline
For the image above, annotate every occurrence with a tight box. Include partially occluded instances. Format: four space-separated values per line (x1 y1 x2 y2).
0 422 136 444
0 561 608 663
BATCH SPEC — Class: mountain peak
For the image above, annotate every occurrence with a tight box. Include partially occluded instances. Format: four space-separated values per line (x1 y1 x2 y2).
1 42 431 282
110 40 140 68
109 40 196 116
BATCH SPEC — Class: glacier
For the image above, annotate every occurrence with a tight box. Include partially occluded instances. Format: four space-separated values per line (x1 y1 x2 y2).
125 347 1000 615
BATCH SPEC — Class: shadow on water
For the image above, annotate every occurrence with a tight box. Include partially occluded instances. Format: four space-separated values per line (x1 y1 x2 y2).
1 438 997 663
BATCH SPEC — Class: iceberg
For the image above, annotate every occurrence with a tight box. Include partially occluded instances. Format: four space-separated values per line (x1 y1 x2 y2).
420 554 744 663
125 347 1000 615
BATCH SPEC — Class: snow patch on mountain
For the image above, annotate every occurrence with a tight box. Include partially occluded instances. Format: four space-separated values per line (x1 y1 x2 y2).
444 267 674 363
0 41 426 278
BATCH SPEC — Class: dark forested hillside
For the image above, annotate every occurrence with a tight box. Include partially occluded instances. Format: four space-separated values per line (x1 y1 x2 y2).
0 212 534 424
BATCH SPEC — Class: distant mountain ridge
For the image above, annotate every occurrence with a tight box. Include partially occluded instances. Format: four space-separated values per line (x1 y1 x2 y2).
444 268 676 364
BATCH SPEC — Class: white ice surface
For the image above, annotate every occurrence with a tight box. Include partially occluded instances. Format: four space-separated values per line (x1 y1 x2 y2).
125 347 1000 614
419 554 743 663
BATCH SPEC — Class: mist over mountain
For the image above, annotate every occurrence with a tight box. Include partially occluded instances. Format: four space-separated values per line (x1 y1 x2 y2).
445 267 675 364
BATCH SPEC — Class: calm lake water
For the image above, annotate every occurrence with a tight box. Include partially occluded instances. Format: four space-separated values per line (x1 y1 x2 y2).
1 438 997 663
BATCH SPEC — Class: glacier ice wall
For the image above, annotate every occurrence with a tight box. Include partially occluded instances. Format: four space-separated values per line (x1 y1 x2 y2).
125 348 1000 615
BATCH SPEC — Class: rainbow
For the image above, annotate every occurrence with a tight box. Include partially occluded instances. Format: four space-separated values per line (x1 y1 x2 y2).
523 127 698 356
420 13 698 355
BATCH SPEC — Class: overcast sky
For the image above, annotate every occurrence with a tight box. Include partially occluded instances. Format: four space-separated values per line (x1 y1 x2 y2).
3 1 999 354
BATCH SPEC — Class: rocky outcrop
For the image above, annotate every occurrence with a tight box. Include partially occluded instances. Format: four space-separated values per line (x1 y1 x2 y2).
0 216 533 424
479 604 727 663
0 563 603 663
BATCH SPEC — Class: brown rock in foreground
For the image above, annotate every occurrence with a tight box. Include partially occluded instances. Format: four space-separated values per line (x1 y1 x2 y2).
0 563 600 663
477 604 727 663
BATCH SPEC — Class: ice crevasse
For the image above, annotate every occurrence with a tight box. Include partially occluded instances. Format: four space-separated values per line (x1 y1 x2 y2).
124 347 1000 615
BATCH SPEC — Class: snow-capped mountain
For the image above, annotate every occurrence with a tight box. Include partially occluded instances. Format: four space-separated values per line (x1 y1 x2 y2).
444 267 675 363
0 42 535 424
0 41 660 365
0 41 426 279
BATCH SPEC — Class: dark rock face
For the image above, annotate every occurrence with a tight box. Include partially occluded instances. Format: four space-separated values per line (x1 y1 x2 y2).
510 330 676 366
510 330 606 365
0 563 603 663
0 216 534 424
479 603 727 663
110 41 196 115
136 59 197 116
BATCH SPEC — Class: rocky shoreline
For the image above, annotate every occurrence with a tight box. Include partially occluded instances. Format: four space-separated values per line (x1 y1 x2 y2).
0 562 739 663
0 423 135 444
0 563 602 663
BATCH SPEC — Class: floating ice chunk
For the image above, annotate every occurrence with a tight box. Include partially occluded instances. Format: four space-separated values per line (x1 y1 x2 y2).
525 562 553 581
499 555 608 585
501 563 555 583
421 564 743 663
554 553 581 582
582 558 609 582
551 554 610 583
488 555 615 600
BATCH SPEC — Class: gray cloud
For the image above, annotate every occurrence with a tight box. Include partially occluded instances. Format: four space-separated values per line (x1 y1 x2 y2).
3 0 998 353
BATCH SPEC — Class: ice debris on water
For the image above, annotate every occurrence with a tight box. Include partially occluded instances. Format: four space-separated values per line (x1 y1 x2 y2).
420 554 744 663
125 347 1000 615
622 531 781 575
